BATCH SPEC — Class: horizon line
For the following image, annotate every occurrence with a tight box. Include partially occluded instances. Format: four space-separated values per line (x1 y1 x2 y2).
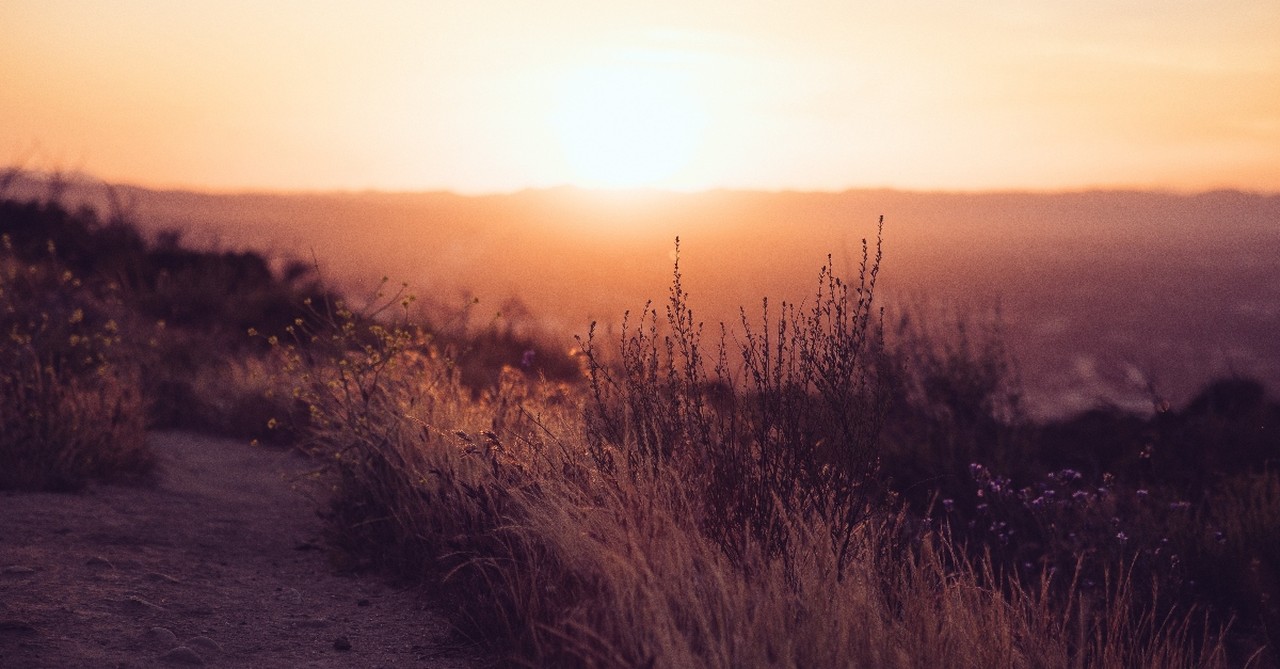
6 167 1278 200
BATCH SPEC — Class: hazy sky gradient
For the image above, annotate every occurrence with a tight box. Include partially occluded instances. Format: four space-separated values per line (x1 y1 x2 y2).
3 1 1278 193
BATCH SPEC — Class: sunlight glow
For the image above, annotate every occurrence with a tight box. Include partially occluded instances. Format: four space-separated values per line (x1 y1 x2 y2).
550 60 709 189
2 2 1277 192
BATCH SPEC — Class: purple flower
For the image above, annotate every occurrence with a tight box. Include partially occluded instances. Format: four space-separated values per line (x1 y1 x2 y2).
521 349 537 368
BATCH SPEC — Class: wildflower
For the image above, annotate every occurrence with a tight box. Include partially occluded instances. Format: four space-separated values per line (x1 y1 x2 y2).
942 498 955 512
521 349 536 368
1117 531 1129 543
1214 531 1226 545
1136 489 1149 499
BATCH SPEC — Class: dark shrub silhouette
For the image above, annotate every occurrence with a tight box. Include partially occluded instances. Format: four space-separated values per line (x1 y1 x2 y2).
1164 377 1279 480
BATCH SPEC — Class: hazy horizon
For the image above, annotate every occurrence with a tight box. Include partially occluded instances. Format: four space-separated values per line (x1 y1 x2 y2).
11 165 1280 199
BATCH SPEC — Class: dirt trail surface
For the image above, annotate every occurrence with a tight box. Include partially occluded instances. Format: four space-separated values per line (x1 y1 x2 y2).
0 432 482 668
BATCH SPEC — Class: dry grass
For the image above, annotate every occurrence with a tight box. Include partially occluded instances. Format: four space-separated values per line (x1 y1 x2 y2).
292 221 1239 667
0 234 152 490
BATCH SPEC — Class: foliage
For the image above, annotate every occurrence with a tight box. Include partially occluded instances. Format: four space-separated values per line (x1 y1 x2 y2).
295 219 1244 667
4 183 1271 664
0 232 152 490
579 223 890 579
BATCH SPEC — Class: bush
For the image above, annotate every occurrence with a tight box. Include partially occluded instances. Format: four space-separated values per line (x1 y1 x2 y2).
579 226 890 578
0 233 152 490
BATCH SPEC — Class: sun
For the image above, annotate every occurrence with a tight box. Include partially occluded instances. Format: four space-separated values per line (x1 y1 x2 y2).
551 61 708 189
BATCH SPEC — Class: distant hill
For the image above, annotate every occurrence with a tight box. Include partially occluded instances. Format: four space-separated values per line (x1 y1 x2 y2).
7 171 1279 417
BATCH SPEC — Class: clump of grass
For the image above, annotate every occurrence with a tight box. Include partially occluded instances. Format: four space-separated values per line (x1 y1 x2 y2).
0 233 152 490
579 224 890 579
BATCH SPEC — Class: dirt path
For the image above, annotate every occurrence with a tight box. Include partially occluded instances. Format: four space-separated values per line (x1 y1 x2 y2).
0 432 482 668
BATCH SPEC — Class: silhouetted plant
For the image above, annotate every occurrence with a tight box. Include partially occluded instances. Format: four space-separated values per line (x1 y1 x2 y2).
0 232 152 490
581 219 893 579
877 303 1031 509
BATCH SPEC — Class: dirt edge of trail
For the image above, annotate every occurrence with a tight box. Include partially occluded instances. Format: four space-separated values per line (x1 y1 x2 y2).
0 431 487 669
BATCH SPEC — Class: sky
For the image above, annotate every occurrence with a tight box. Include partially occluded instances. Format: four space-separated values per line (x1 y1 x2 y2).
2 1 1278 194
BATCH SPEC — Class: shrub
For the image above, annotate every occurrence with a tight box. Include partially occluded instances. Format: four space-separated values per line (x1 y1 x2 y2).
579 224 890 579
0 233 152 490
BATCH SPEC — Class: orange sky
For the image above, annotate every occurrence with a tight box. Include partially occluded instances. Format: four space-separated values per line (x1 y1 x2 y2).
2 1 1278 194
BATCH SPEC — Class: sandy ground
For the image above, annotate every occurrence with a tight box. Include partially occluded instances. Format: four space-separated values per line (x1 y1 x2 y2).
0 432 485 668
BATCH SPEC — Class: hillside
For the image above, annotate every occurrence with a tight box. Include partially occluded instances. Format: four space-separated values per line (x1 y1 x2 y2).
11 173 1279 417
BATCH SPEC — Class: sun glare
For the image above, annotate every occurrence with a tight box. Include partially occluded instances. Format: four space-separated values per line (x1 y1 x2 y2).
551 60 709 189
